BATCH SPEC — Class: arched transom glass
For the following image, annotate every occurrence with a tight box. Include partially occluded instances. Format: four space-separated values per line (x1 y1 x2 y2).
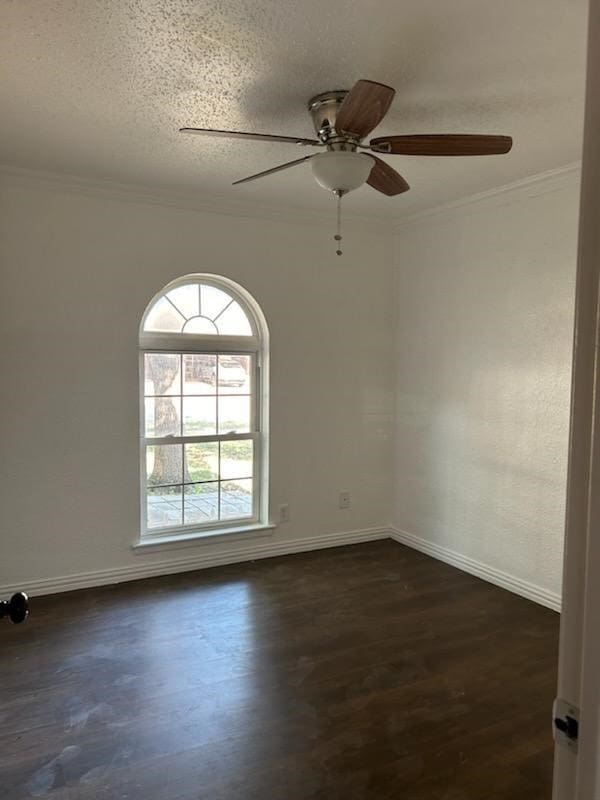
143 282 253 337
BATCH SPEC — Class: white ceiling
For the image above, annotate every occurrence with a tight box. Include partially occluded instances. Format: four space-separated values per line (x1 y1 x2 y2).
1 0 588 218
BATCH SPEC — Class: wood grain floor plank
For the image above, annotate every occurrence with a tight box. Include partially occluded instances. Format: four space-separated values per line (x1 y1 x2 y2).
0 541 558 799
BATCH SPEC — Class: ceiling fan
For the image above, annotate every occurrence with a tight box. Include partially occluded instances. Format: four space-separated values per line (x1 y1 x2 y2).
180 78 513 198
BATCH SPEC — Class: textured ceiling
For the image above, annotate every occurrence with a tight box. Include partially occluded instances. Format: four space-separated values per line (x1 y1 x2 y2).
1 0 588 218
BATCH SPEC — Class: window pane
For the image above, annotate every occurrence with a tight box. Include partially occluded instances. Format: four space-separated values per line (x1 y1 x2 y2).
201 285 231 320
146 444 183 486
166 284 198 319
147 486 182 529
183 316 218 334
142 280 263 537
183 354 216 394
220 440 253 480
218 395 251 434
145 397 181 437
144 354 180 396
183 396 216 436
215 301 252 336
221 479 253 520
218 355 250 393
144 296 185 332
185 443 218 483
184 482 219 524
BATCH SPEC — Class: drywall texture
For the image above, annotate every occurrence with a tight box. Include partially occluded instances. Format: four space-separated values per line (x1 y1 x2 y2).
1 0 587 216
0 174 393 589
392 176 580 600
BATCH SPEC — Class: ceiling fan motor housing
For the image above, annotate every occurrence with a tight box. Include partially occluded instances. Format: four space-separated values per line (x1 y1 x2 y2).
308 90 357 147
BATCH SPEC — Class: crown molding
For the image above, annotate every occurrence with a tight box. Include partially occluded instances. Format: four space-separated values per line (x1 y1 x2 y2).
0 163 390 234
391 161 582 232
1 161 582 237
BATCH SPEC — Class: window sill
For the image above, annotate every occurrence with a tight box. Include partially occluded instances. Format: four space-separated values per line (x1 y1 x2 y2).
132 523 276 553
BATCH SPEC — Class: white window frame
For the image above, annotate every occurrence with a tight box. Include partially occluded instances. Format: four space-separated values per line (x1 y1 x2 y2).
138 275 270 543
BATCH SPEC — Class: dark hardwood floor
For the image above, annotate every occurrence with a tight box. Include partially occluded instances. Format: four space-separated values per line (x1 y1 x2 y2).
0 541 559 800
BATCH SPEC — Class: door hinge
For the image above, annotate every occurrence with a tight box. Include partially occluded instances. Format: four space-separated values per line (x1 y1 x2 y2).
553 698 579 753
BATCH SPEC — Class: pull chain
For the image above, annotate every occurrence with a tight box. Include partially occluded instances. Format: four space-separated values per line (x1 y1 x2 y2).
334 190 343 256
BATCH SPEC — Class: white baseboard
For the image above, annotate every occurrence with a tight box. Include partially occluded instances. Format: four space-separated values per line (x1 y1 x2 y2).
0 527 389 598
389 526 561 612
1 526 562 611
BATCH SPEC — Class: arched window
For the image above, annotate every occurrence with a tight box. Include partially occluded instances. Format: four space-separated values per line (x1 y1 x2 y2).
139 275 269 541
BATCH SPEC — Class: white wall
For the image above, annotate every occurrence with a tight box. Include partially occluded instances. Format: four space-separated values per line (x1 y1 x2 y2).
391 172 580 605
0 166 580 604
0 173 394 592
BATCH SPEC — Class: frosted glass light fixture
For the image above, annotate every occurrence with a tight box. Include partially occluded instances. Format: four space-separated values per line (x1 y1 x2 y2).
311 151 374 194
311 151 375 256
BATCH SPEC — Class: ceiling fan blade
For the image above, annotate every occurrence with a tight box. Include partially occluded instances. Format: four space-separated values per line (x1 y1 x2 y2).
367 156 410 196
370 134 513 156
180 127 322 146
232 155 314 185
335 80 396 140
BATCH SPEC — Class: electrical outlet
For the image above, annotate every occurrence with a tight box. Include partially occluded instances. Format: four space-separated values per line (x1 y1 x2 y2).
278 503 290 523
339 491 350 509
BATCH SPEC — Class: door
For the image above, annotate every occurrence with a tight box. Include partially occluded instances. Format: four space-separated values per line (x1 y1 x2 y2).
553 0 600 796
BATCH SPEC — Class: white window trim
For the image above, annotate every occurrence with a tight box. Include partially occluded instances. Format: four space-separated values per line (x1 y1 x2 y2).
132 522 276 552
137 275 270 545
